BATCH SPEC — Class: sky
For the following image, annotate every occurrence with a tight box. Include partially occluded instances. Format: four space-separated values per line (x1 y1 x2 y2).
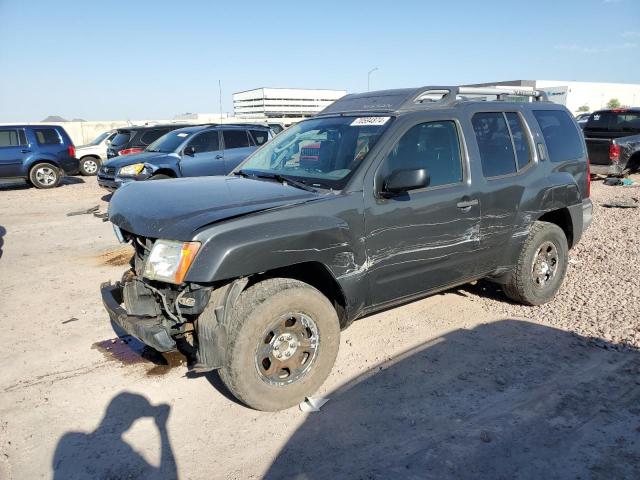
0 0 639 122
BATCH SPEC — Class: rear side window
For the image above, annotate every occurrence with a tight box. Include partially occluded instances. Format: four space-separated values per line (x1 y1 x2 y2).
140 128 170 145
533 110 584 163
111 132 131 146
505 112 532 169
383 120 463 188
223 130 250 149
472 112 517 177
0 129 23 147
249 129 269 146
34 128 62 145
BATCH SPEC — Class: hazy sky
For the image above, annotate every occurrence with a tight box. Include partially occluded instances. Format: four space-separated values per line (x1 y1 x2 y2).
0 0 638 121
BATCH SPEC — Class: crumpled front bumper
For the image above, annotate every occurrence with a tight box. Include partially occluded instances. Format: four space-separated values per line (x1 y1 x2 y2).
100 281 176 352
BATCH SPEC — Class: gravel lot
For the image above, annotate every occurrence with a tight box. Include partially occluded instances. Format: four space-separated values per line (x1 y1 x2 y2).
465 175 640 351
0 175 639 479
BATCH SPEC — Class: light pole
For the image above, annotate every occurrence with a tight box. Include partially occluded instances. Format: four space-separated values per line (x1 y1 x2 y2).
367 67 378 92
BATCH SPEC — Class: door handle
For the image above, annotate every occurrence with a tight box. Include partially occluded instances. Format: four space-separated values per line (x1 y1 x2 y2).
457 199 478 209
215 154 223 159
21 149 31 153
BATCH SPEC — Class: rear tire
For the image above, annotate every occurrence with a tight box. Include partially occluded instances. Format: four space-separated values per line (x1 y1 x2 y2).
79 157 100 176
29 163 61 189
502 221 568 306
219 278 340 411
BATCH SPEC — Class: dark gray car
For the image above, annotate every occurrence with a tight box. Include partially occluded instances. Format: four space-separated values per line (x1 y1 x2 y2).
101 86 592 411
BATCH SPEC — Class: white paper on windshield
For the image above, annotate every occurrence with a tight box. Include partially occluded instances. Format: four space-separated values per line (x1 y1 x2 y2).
350 116 390 126
177 133 189 137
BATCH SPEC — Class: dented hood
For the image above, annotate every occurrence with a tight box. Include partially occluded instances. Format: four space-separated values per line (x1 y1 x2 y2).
109 176 319 240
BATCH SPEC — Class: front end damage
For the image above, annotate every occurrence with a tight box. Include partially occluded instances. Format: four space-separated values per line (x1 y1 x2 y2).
100 232 242 371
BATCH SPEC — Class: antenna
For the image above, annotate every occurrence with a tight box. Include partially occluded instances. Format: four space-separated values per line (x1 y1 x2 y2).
219 80 223 123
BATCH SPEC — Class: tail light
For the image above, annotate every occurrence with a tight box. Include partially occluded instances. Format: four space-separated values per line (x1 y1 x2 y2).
118 148 144 156
68 145 76 158
609 143 621 163
586 156 591 198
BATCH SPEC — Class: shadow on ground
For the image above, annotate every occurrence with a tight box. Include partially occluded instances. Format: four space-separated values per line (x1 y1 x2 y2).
266 320 640 480
52 392 176 480
0 225 5 259
0 176 84 191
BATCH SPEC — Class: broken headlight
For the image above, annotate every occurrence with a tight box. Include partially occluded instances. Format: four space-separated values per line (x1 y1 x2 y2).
143 240 201 284
118 163 146 176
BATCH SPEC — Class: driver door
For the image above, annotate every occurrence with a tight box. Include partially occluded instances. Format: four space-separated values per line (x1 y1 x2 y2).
179 131 225 177
364 118 481 306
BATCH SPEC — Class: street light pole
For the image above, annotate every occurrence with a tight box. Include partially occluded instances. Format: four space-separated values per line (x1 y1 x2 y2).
367 67 379 92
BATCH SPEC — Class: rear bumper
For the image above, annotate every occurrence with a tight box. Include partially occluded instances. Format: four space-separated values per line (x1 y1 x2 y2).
582 198 593 231
100 281 176 352
590 163 624 176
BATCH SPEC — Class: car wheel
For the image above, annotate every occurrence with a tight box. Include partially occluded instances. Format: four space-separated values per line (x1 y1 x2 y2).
29 163 61 189
149 174 171 180
503 221 568 306
218 278 340 411
79 157 100 176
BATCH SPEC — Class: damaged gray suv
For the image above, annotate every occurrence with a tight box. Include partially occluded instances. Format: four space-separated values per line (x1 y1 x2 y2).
101 86 592 411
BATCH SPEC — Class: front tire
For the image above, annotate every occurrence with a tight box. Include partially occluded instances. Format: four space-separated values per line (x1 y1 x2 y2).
219 278 340 411
79 156 100 176
149 174 171 180
503 221 568 306
29 163 61 189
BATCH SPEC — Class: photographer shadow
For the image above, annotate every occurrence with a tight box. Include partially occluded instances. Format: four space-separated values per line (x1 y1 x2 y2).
52 392 176 480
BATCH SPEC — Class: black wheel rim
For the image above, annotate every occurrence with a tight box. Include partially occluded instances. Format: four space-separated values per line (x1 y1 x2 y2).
255 312 319 386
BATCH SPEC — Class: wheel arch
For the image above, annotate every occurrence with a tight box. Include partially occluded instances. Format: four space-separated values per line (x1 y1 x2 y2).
537 207 574 248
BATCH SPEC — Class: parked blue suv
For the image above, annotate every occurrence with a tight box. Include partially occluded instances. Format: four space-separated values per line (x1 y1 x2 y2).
0 125 78 188
97 124 272 191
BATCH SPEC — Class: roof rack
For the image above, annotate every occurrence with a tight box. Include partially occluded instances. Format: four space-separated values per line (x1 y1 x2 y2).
318 86 549 116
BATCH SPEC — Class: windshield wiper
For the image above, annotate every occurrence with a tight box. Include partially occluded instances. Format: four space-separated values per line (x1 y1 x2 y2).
146 149 159 152
255 172 318 192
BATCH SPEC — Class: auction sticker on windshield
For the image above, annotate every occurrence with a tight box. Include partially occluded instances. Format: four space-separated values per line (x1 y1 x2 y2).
350 117 391 126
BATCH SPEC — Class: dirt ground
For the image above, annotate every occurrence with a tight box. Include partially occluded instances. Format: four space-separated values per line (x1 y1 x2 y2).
0 176 639 480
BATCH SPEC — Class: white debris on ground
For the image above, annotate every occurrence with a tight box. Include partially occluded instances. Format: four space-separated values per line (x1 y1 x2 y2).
465 177 640 351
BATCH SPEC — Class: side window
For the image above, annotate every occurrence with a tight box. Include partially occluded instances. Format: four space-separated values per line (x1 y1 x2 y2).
249 129 269 146
472 112 516 177
223 130 250 149
383 121 463 188
533 110 584 163
614 112 640 132
505 112 532 169
187 131 220 153
140 128 170 145
34 128 62 145
0 129 22 147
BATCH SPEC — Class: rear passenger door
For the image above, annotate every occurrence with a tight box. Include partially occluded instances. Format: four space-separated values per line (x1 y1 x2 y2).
179 131 225 177
0 128 28 177
221 129 255 172
469 110 535 273
364 117 481 306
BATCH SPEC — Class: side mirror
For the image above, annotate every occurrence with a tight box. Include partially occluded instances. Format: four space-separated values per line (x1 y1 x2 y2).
184 145 196 156
382 168 429 196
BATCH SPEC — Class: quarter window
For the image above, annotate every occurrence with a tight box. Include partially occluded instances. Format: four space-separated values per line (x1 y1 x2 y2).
223 130 250 149
0 129 22 147
472 112 517 177
34 128 62 145
383 121 463 188
533 110 584 163
249 129 269 146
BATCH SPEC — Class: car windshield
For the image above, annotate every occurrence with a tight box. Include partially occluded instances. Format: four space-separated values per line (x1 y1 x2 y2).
88 131 110 146
146 130 192 153
237 116 391 189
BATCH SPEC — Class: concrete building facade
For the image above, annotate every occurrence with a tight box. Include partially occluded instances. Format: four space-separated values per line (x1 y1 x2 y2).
233 88 347 123
465 80 640 114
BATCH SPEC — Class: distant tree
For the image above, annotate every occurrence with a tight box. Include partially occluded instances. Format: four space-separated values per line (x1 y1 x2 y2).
606 98 621 109
577 105 590 112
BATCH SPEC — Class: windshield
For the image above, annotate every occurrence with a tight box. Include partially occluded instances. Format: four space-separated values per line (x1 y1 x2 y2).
88 131 110 146
146 130 192 153
237 116 391 189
